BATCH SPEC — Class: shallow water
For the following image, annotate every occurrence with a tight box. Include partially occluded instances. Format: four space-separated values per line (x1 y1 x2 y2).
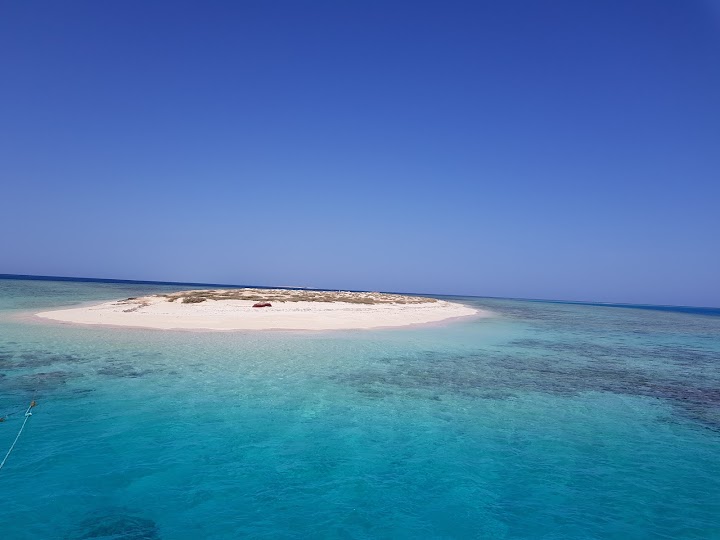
1 278 719 539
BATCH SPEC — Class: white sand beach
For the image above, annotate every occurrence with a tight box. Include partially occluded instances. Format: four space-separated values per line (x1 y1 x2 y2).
35 288 483 331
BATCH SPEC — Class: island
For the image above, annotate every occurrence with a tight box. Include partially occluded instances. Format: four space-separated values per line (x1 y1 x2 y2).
35 288 483 331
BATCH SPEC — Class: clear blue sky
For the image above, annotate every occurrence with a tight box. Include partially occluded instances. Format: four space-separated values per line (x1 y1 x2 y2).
1 1 719 306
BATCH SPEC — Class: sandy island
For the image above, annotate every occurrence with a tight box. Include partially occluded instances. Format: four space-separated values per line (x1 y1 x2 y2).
35 288 483 331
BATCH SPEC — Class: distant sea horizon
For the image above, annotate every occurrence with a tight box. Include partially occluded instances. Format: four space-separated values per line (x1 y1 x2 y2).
1 272 718 316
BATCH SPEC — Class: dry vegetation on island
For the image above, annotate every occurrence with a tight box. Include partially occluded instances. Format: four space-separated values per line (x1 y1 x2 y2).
37 287 478 331
117 288 438 308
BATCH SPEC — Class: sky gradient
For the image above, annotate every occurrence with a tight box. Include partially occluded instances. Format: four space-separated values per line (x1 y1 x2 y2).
1 1 719 306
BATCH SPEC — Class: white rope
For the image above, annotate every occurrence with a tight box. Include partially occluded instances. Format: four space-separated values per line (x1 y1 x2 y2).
0 403 34 472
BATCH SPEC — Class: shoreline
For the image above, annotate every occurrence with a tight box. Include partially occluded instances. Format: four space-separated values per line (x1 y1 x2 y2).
33 289 486 332
27 308 486 334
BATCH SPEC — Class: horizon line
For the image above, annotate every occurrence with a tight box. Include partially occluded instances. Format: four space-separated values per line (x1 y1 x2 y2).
0 272 717 312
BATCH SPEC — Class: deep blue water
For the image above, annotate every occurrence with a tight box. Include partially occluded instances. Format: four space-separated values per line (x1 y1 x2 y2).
1 278 719 539
532 298 720 318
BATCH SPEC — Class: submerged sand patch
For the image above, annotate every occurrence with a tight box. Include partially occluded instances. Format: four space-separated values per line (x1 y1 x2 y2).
35 288 483 331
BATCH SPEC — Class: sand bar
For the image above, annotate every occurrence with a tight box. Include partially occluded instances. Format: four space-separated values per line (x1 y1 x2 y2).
35 288 484 331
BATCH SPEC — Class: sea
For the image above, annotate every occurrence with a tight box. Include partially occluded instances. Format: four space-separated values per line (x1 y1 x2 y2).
0 276 718 539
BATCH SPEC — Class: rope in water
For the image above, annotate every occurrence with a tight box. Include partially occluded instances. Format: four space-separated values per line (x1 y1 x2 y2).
0 401 36 472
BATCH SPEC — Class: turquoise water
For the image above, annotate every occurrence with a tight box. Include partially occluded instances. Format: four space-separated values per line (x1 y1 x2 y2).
1 278 719 539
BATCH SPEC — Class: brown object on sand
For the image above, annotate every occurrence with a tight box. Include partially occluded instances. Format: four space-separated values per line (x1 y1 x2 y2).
252 302 272 308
